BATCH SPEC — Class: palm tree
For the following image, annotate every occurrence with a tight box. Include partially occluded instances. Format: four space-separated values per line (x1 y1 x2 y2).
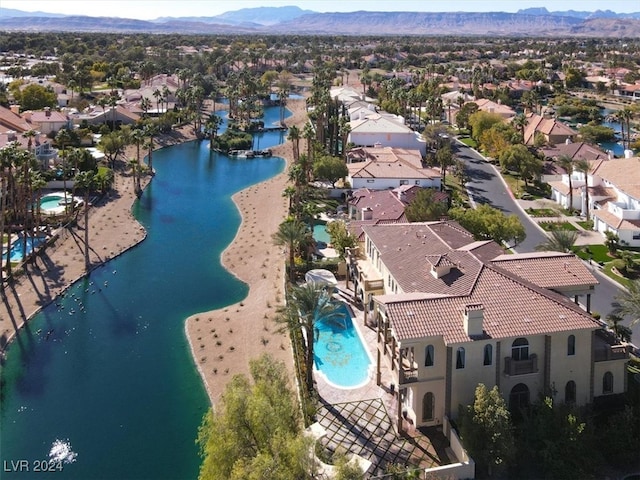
273 218 309 283
512 113 528 144
204 114 222 150
611 279 640 330
74 170 98 271
574 159 592 221
605 313 632 342
287 125 300 162
535 229 578 253
55 128 73 205
557 154 574 213
279 282 344 392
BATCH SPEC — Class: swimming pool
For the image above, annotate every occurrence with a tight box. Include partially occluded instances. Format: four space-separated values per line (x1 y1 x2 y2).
39 192 79 215
314 302 372 389
313 222 331 245
2 235 46 262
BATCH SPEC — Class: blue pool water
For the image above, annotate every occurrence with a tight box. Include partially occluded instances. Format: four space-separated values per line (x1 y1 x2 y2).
2 235 46 262
314 303 372 388
313 222 331 245
40 193 66 210
0 109 287 479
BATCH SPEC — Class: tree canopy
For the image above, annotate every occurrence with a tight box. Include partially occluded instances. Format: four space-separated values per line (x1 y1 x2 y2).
450 204 526 247
196 354 313 480
404 188 449 222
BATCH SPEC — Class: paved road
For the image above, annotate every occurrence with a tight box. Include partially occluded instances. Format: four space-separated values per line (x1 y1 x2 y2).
453 142 635 340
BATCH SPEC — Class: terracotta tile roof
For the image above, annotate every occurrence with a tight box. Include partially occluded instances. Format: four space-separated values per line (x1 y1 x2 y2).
593 206 640 231
490 252 598 289
548 180 571 195
524 113 577 145
348 146 423 168
29 110 69 123
379 265 600 344
541 142 609 162
362 222 484 295
591 157 640 200
0 105 31 133
349 189 408 221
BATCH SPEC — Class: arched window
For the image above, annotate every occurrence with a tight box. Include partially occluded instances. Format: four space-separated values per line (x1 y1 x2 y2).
456 347 465 369
509 383 530 412
567 335 576 356
422 392 434 422
565 381 576 404
483 344 493 366
512 338 529 361
603 371 613 394
424 345 434 367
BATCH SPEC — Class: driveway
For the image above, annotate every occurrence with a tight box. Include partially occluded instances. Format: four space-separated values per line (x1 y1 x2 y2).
454 141 634 339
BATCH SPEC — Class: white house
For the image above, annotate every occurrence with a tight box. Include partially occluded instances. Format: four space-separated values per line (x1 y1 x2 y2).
348 113 427 156
346 146 440 190
590 156 640 246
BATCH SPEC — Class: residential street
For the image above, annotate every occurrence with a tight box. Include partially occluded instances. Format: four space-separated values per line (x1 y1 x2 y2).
453 141 637 341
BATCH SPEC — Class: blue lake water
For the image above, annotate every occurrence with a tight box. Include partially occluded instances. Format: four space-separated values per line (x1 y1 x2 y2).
0 110 287 479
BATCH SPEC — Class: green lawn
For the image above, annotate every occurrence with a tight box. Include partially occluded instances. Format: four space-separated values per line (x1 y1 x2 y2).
576 220 593 230
458 137 477 148
526 208 559 218
573 244 610 263
539 221 578 231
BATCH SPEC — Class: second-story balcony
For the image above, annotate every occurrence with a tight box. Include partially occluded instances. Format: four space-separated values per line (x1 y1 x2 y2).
594 329 629 362
399 368 418 384
504 354 538 376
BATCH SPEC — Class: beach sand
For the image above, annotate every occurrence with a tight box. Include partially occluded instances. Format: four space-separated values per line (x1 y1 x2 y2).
0 98 309 407
186 98 309 403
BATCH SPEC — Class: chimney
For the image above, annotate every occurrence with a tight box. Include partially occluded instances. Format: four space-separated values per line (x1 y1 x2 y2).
23 111 32 122
45 107 51 117
10 105 20 115
7 130 16 141
464 304 484 337
624 149 633 159
362 207 373 221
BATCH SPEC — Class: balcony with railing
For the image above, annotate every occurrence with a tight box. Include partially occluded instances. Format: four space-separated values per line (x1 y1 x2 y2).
594 330 629 362
504 354 538 376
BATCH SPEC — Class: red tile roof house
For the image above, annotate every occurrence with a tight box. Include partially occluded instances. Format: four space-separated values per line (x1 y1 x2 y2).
523 113 578 146
23 108 72 136
345 221 627 434
346 146 441 190
346 186 449 239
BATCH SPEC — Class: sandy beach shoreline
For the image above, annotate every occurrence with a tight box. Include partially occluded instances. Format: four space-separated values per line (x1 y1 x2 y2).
0 98 308 407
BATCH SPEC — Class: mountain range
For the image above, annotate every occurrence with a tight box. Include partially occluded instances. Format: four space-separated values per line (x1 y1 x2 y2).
0 5 639 37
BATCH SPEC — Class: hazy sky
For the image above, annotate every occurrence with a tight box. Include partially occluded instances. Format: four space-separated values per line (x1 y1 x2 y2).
1 0 637 20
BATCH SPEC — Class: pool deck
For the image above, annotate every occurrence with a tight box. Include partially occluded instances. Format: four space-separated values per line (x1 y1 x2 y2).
313 281 454 476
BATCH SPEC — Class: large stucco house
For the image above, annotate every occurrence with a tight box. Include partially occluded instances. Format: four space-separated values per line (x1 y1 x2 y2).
346 146 440 190
345 221 628 431
348 113 427 156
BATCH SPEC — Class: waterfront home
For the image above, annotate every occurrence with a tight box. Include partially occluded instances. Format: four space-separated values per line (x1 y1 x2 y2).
73 105 140 128
346 221 627 431
524 113 577 146
348 114 427 156
590 156 640 246
0 130 57 169
346 146 440 190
